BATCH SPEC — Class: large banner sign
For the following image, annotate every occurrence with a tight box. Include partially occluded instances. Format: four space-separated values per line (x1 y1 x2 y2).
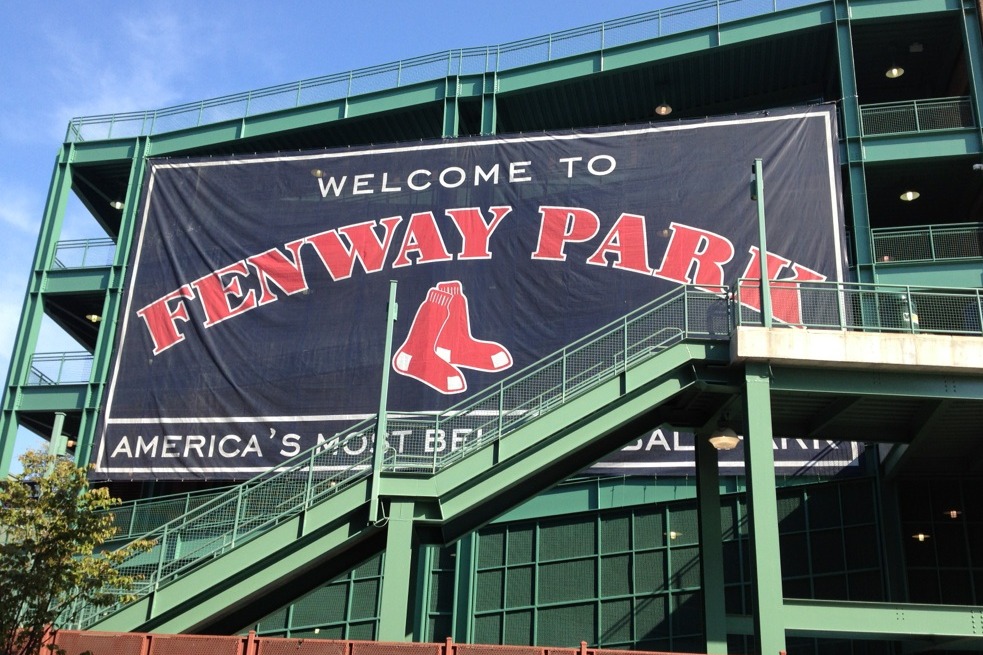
93 107 848 479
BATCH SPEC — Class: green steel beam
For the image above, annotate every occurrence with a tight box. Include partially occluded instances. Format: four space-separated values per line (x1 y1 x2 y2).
783 598 983 641
43 267 113 294
370 281 398 524
847 0 962 21
862 130 980 161
742 363 786 654
15 385 88 412
696 433 728 654
873 261 983 288
377 501 417 641
769 366 983 400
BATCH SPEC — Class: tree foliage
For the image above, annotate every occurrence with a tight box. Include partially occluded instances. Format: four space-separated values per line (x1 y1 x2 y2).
0 450 152 655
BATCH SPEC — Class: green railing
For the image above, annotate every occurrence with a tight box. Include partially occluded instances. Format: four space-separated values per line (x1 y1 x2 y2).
859 97 974 137
25 352 93 386
64 0 822 142
872 222 983 264
735 280 983 335
51 238 116 269
102 487 234 542
65 284 729 628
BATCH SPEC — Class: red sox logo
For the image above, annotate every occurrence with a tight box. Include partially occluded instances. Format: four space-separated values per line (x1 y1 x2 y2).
392 280 512 394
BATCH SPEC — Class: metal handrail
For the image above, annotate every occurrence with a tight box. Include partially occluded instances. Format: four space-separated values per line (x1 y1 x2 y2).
24 352 93 386
51 238 116 269
735 279 983 335
871 222 983 264
64 0 823 142
859 96 974 137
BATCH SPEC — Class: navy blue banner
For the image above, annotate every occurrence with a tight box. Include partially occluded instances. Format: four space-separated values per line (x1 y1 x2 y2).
94 107 847 479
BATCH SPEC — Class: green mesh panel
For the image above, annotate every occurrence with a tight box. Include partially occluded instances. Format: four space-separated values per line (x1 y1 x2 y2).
601 515 630 554
635 550 666 592
474 614 502 644
668 507 698 545
670 545 700 589
807 486 841 529
349 579 380 620
347 621 376 641
436 546 455 569
781 532 810 577
599 598 632 645
317 626 345 640
506 566 534 607
670 591 702 635
601 554 631 596
430 570 454 612
634 511 665 549
810 528 845 573
479 530 506 568
476 569 504 611
633 594 668 638
292 583 348 627
428 615 452 641
508 527 535 564
538 559 595 603
844 525 878 569
720 502 738 540
539 518 595 561
536 603 595 647
839 480 875 526
777 494 805 531
355 554 383 577
256 606 288 632
503 609 534 645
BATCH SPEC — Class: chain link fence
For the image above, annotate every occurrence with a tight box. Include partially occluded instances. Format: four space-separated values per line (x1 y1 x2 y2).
873 223 983 263
860 97 974 136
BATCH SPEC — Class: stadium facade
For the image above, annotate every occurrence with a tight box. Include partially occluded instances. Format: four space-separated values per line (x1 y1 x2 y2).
3 0 983 653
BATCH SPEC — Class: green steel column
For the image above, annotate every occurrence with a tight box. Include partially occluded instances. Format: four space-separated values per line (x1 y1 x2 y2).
0 146 74 476
742 364 785 654
378 500 416 641
453 533 476 642
752 159 772 329
834 0 874 280
480 73 497 135
76 137 149 467
370 280 398 525
696 432 728 654
443 78 460 138
959 0 983 150
47 411 67 475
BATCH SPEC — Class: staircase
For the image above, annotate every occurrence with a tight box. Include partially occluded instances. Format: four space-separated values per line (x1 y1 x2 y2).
68 285 732 634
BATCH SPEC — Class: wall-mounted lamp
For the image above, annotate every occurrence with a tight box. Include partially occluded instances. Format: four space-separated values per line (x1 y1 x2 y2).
899 190 920 202
708 427 740 451
109 200 125 210
668 531 681 540
85 314 102 323
65 439 77 449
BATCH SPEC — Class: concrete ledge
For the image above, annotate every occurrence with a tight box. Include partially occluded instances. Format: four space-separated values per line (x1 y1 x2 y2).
732 326 983 374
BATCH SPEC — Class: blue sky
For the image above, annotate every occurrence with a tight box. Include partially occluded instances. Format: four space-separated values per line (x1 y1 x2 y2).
0 1 671 461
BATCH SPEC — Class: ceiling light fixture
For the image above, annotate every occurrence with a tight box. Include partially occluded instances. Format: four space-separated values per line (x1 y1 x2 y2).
900 190 920 202
655 103 673 116
912 533 931 542
85 314 102 323
311 168 325 178
885 65 905 79
708 427 740 451
945 509 962 519
109 200 124 210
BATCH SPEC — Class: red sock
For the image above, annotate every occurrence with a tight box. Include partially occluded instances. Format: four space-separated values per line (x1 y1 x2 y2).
392 288 466 394
435 281 512 372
